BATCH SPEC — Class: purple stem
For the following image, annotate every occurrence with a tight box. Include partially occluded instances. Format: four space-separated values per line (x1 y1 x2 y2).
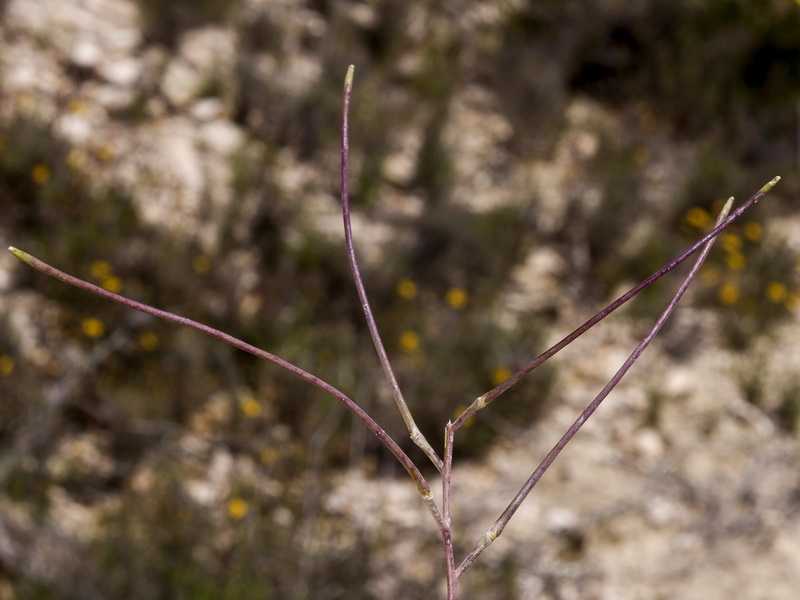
340 66 444 471
7 245 446 531
452 176 780 432
457 196 735 575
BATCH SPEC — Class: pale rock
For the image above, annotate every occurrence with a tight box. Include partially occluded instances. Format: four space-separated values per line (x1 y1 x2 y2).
191 97 225 122
199 120 244 155
632 428 665 462
644 495 678 527
98 56 142 87
180 27 237 73
161 57 201 107
279 54 323 97
497 246 567 323
444 85 514 213
7 0 141 59
69 36 103 68
545 507 579 533
89 83 136 111
0 253 13 292
56 112 96 145
184 480 218 507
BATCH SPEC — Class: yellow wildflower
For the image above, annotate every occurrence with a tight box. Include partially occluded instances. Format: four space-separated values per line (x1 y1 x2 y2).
399 331 420 352
240 396 262 418
766 281 788 304
91 260 112 279
68 98 87 114
684 207 711 230
742 221 763 242
226 498 248 520
396 278 417 299
102 276 122 293
31 164 51 185
260 446 278 465
82 317 105 338
719 282 740 306
720 233 742 254
491 367 512 387
193 255 212 274
95 145 115 162
138 331 160 351
725 252 745 271
0 355 15 375
446 287 468 309
66 149 87 170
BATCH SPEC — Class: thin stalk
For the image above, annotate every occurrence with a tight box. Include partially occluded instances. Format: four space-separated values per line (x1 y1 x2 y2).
341 65 444 471
7 245 446 532
457 197 735 575
442 522 457 600
442 420 457 596
452 176 780 432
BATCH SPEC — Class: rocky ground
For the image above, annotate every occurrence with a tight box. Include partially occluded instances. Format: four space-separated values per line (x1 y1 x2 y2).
1 1 799 599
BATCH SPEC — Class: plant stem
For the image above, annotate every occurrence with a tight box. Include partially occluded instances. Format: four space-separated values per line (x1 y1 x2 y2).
340 65 444 471
451 176 780 432
443 420 458 597
7 245 446 531
457 196 735 575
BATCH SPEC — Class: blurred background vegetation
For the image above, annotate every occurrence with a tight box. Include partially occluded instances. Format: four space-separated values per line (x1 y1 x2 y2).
1 0 799 598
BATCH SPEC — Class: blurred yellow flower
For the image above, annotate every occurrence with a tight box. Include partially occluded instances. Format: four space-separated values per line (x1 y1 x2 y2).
193 255 212 274
399 331 420 352
396 278 418 299
743 221 763 242
226 498 248 520
102 276 123 293
725 252 745 271
491 367 512 386
31 164 51 185
684 207 711 229
260 446 278 465
91 260 112 279
446 287 468 309
720 233 742 253
138 331 160 351
68 98 87 114
766 281 788 303
0 355 15 375
240 396 262 418
95 145 115 162
66 148 87 170
82 317 105 338
719 282 740 306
